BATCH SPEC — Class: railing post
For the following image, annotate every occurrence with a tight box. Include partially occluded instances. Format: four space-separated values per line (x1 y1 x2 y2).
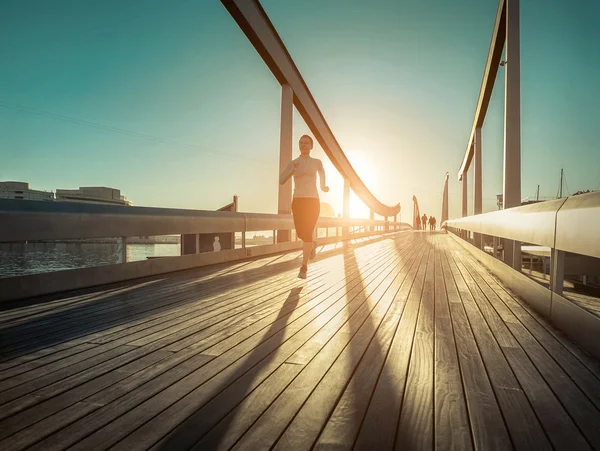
462 170 468 218
394 214 397 231
462 170 468 239
503 0 522 270
343 178 350 238
117 236 127 263
370 209 374 232
474 127 483 249
550 249 565 296
493 236 499 258
441 173 449 226
277 84 293 243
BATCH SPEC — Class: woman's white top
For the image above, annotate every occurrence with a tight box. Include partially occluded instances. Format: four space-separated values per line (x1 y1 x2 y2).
279 156 327 199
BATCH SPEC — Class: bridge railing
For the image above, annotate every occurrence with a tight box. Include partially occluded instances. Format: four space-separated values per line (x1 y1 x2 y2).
445 191 600 294
444 191 600 359
0 199 411 301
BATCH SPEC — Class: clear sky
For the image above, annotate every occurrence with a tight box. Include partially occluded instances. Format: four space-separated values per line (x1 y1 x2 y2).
1 0 598 221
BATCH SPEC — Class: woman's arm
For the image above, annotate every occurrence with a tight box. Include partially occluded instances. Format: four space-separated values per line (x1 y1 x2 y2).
318 160 329 192
279 160 296 185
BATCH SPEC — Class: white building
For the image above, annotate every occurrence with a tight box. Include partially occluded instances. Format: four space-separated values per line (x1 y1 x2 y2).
0 181 54 201
55 186 132 206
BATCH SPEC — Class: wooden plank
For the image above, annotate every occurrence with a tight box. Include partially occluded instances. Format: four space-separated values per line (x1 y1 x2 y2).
395 241 435 451
186 364 304 451
353 238 428 449
29 237 411 450
0 265 330 417
0 262 333 420
25 352 216 451
72 238 415 450
503 347 592 451
455 248 600 405
0 252 346 412
440 250 512 450
236 241 426 451
506 320 600 449
446 249 552 450
0 256 318 358
0 249 306 348
187 238 418 451
310 242 425 449
0 343 97 382
0 349 174 448
432 235 472 451
0 234 381 359
452 248 594 450
156 243 421 451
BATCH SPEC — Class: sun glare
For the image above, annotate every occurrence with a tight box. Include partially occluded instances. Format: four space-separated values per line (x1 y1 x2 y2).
323 149 379 219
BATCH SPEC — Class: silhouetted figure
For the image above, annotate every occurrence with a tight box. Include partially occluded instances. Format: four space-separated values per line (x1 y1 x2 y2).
422 214 427 231
213 236 221 252
428 216 434 231
432 216 437 230
415 216 421 231
280 134 329 279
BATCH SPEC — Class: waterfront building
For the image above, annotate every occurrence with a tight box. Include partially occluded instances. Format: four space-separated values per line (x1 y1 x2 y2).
55 186 132 206
0 181 54 201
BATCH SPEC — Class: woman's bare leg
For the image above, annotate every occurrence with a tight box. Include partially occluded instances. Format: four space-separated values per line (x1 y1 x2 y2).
302 240 312 266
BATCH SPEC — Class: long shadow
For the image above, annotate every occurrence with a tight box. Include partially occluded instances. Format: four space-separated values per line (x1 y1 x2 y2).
308 232 430 449
304 238 411 447
146 233 420 450
0 258 304 361
0 233 407 361
154 286 304 450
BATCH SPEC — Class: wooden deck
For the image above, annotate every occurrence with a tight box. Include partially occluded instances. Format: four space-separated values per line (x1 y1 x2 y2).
1 232 600 451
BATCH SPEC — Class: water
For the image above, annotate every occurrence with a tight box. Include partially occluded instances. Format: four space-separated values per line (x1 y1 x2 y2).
0 242 181 278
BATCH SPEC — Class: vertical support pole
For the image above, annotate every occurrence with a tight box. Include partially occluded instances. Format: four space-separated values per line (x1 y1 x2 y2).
273 230 276 244
394 214 397 231
117 236 127 263
441 173 449 226
462 171 468 218
277 84 293 243
242 231 246 249
370 209 374 233
343 178 350 238
474 128 483 249
503 0 522 269
462 172 468 239
550 249 565 296
493 236 499 258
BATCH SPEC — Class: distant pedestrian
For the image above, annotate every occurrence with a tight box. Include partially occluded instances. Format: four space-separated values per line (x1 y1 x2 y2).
416 215 421 231
432 217 437 230
279 134 329 279
422 214 427 231
428 216 434 231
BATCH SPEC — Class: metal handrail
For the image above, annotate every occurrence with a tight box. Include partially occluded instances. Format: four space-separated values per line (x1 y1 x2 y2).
445 191 600 260
0 199 410 243
221 0 400 217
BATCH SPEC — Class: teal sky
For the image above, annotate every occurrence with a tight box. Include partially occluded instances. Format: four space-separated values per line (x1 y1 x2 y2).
1 0 598 221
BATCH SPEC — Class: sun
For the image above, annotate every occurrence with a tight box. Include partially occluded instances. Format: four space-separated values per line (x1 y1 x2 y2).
350 192 371 219
319 149 380 219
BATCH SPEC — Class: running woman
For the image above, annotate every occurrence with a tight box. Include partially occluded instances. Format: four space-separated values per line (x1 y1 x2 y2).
279 134 329 279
